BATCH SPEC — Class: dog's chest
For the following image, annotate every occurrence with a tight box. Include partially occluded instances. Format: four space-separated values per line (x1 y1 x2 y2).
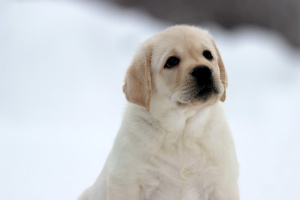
139 143 218 200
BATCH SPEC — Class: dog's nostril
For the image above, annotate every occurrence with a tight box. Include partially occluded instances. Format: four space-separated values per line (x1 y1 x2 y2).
191 66 212 82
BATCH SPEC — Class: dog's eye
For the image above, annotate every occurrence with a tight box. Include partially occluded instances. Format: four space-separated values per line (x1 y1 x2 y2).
203 50 213 60
164 56 180 69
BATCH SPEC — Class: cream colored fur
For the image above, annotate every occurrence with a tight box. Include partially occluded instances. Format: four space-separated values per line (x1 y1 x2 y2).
79 25 239 200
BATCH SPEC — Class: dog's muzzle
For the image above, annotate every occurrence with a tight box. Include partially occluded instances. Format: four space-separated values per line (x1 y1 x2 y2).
190 66 219 98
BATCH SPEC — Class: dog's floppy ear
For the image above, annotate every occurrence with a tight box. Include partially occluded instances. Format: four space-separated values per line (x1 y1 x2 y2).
123 45 152 111
212 41 228 102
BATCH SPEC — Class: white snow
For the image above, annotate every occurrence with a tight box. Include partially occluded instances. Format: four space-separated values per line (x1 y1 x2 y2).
1 1 300 200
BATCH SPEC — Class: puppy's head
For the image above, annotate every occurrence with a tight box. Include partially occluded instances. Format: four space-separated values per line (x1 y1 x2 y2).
123 25 227 111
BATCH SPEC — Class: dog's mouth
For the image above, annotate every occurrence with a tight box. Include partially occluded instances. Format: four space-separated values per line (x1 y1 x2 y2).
196 85 219 99
177 84 219 105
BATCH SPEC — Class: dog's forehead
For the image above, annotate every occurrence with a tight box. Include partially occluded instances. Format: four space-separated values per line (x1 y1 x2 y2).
154 27 215 54
158 26 212 44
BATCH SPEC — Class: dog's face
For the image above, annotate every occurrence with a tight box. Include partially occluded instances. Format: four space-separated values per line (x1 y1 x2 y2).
123 25 227 111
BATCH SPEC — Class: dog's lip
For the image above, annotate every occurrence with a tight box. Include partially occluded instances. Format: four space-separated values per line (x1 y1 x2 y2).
195 85 215 95
176 84 220 105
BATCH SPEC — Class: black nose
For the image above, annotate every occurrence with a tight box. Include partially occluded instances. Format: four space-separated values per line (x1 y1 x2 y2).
191 66 212 86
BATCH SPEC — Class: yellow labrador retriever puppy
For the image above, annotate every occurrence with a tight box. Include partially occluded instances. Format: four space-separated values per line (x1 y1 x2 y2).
79 25 239 200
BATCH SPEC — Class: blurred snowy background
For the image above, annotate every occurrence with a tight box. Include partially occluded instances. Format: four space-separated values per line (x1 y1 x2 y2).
1 1 300 200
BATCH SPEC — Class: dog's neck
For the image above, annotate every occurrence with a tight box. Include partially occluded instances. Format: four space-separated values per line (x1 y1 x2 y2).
151 101 213 135
123 99 227 157
127 95 220 137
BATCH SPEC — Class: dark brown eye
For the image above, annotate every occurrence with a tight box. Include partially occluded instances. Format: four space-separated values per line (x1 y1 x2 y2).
203 50 213 60
164 56 180 69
